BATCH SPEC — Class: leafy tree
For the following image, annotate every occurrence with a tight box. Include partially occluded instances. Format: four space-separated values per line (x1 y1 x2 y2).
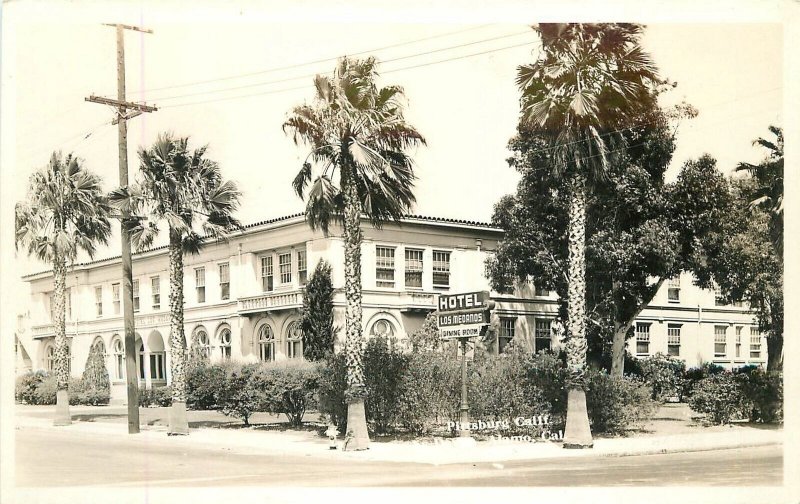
15 153 112 425
301 260 337 361
110 133 241 434
283 56 426 450
408 312 444 353
82 341 111 394
515 23 659 447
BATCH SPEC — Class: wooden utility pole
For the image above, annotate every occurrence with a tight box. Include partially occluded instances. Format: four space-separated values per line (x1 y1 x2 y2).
86 23 157 434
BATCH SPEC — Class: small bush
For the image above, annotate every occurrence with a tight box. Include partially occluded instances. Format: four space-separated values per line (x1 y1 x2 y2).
585 371 658 435
396 352 460 434
219 363 264 426
636 353 686 402
253 360 320 426
682 362 725 401
688 372 749 424
15 371 49 404
317 353 349 431
363 337 409 434
736 368 783 423
187 363 229 410
33 375 58 405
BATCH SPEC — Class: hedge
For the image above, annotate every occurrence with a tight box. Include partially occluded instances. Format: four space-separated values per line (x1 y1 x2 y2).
15 372 109 406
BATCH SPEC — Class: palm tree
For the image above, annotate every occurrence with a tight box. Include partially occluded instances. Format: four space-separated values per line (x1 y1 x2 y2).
736 125 783 259
15 152 112 425
110 133 241 435
283 56 425 450
517 24 659 448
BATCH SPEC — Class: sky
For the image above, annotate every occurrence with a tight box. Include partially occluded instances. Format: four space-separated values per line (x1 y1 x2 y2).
0 2 787 280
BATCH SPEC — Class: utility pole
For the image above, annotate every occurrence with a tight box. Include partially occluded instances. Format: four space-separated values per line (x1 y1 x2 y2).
86 23 157 434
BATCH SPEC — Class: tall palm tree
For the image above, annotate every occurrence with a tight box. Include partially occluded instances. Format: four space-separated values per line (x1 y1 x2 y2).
517 24 659 448
15 152 112 425
110 133 241 435
283 56 426 450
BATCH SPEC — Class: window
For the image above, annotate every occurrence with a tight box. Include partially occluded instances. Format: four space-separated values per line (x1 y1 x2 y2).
279 253 292 284
432 251 451 289
44 343 55 372
112 337 124 380
667 276 680 303
258 325 275 362
735 326 743 358
195 268 206 303
750 328 762 359
535 285 550 297
499 317 516 353
95 286 103 317
667 324 681 356
219 263 230 300
376 246 396 288
535 319 552 352
149 352 166 381
297 251 307 286
261 256 274 292
714 325 727 358
138 343 145 380
112 283 121 314
48 293 55 322
404 248 423 288
151 276 161 310
287 322 303 359
195 329 210 360
132 280 140 312
636 323 651 355
713 283 725 306
370 319 395 339
219 329 232 360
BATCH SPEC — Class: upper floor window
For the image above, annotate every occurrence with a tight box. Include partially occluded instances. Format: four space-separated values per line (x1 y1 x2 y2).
535 285 551 297
735 326 743 358
261 256 274 292
132 280 140 312
749 328 762 359
713 283 725 306
667 324 681 356
499 317 516 353
279 253 292 284
376 246 395 288
112 283 121 315
405 249 423 288
151 276 161 310
95 286 103 317
534 319 552 352
667 276 680 303
297 250 308 286
219 263 230 300
195 267 206 303
287 322 303 359
714 325 727 357
636 323 651 355
432 251 451 289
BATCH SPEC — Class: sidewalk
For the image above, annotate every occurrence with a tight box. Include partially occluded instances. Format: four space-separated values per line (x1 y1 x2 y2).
15 405 782 465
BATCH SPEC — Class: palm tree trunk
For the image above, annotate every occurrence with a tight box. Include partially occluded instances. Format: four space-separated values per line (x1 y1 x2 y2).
52 255 71 426
168 229 189 435
341 165 370 451
563 170 593 448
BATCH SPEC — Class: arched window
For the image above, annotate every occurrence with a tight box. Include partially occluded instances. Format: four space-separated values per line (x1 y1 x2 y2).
138 342 146 380
44 343 55 372
370 319 395 339
196 330 210 360
112 337 124 380
219 329 232 360
258 324 275 362
286 322 303 359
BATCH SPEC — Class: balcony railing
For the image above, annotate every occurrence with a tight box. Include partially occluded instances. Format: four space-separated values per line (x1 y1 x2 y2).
401 292 437 311
31 324 55 339
238 290 304 314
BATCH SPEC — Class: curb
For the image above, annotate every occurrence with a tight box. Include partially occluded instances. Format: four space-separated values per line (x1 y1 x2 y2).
597 440 783 458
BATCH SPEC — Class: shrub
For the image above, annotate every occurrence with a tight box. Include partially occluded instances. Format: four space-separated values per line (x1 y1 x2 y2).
317 353 348 430
15 370 49 404
253 360 320 426
585 371 658 435
522 351 569 429
688 372 749 424
396 352 460 434
682 362 725 401
636 353 685 402
219 363 264 426
33 375 58 405
363 337 409 434
736 368 783 423
187 363 229 410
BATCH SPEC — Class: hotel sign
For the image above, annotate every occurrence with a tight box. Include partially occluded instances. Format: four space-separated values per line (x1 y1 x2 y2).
437 291 493 339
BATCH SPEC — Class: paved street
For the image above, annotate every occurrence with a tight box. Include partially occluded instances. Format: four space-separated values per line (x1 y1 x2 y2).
14 425 782 487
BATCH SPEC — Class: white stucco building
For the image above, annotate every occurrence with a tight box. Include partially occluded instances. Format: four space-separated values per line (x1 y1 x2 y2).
16 213 765 404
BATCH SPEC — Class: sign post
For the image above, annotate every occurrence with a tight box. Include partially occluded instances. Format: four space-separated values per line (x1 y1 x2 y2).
437 291 494 438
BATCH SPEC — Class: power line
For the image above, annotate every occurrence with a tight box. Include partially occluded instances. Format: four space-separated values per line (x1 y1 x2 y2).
151 30 534 103
161 39 540 109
